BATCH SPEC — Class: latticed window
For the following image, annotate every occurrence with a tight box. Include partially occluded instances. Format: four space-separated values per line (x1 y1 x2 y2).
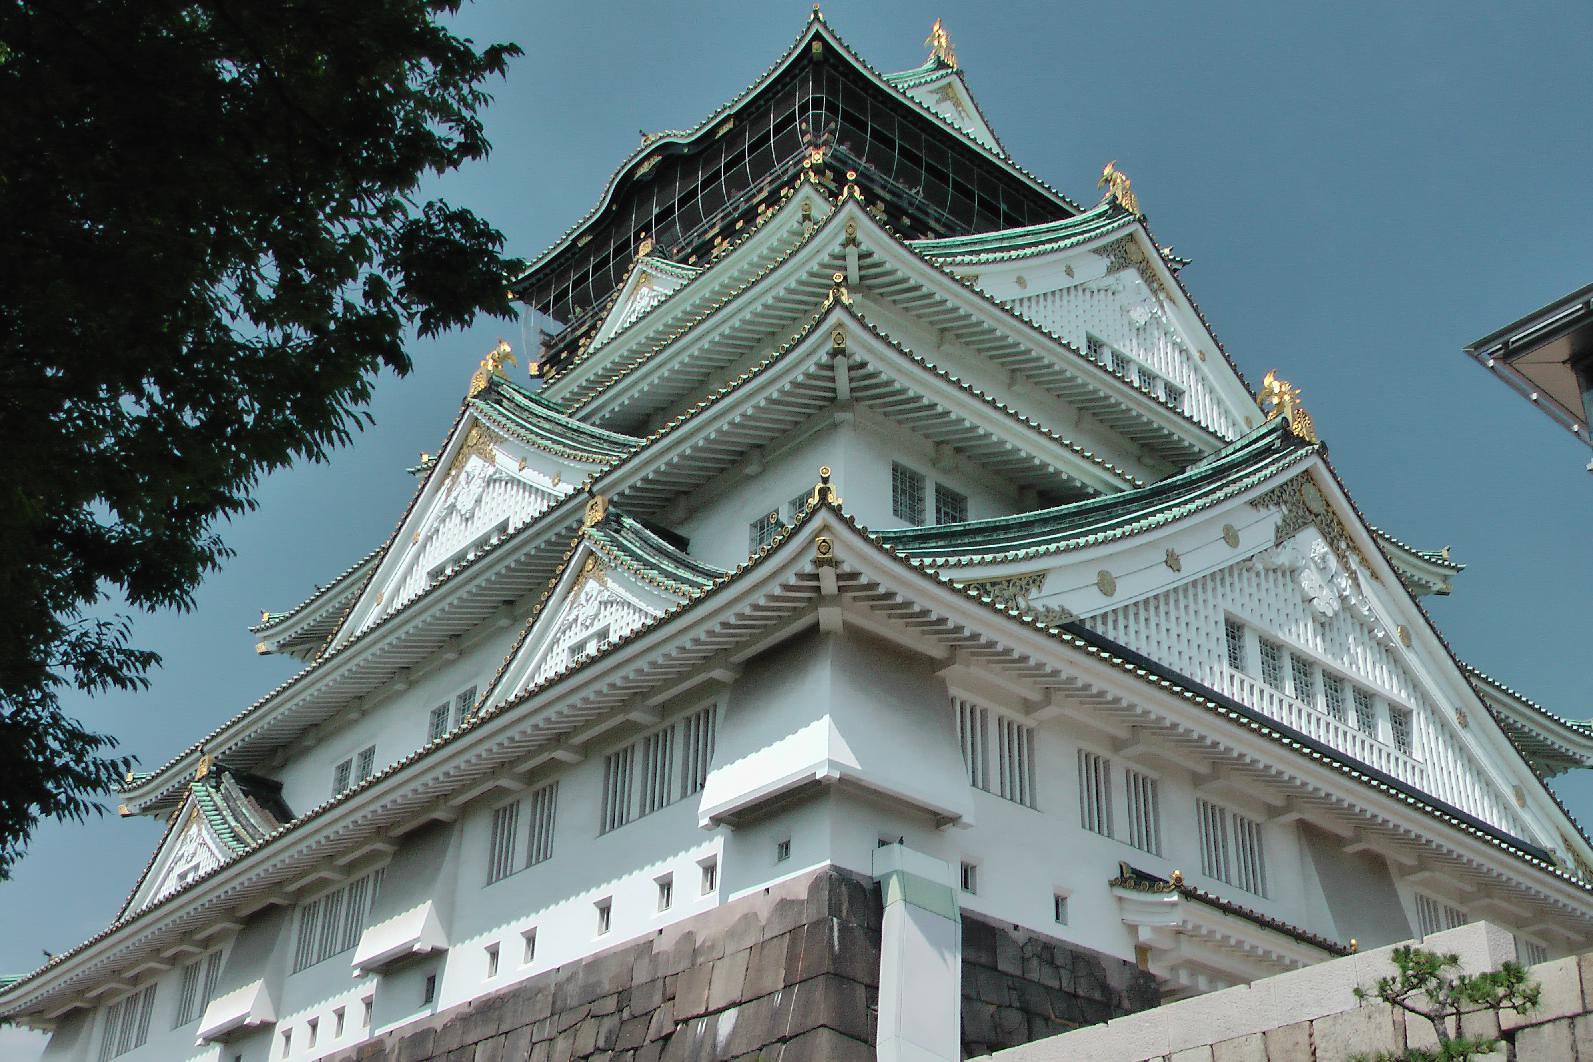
98 984 157 1061
748 510 782 552
958 700 1033 807
292 869 382 973
1352 686 1378 736
1516 938 1548 966
1110 349 1132 378
173 949 223 1028
1078 750 1113 837
934 484 968 525
1258 637 1284 690
891 463 925 524
454 684 478 722
1415 893 1466 937
600 705 716 834
1197 799 1267 896
355 745 375 783
1290 655 1315 704
428 702 451 742
1163 382 1186 410
1389 706 1414 755
487 800 520 884
1125 769 1160 855
1323 673 1347 722
1224 618 1247 670
526 781 558 866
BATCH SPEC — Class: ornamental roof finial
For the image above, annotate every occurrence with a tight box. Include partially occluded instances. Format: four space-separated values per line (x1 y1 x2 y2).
1099 161 1141 217
1258 370 1319 443
925 18 957 69
468 339 517 398
809 465 841 508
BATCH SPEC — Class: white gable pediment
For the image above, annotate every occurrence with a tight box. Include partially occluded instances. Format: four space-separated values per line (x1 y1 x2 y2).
339 419 575 642
127 802 231 915
587 257 701 353
896 72 1004 155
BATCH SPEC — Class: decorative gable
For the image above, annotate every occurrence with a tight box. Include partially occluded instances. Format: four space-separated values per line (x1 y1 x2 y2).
586 255 702 353
891 69 1004 155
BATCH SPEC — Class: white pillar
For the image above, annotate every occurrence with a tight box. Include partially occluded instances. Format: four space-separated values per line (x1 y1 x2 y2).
872 843 961 1062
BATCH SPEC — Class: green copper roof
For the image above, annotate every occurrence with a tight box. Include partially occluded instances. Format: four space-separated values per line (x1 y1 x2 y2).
884 59 955 91
909 198 1136 262
586 510 725 597
190 766 290 857
471 376 639 462
877 417 1312 564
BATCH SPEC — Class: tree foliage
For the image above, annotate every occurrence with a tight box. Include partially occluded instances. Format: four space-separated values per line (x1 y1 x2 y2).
0 0 522 875
1353 945 1540 1062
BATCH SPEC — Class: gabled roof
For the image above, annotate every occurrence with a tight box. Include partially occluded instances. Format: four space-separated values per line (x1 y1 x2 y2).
586 512 724 596
909 197 1139 262
250 545 382 658
1370 526 1464 598
876 417 1310 566
1465 664 1593 778
470 375 639 462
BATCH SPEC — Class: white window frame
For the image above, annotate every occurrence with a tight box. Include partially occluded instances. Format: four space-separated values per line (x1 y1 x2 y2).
891 462 926 525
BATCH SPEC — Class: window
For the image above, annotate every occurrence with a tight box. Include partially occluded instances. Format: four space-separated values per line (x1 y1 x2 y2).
333 745 377 797
306 1018 318 1048
1323 673 1347 723
1224 618 1247 671
484 943 500 979
428 702 451 742
1197 800 1267 896
1110 349 1132 378
775 839 791 864
657 875 674 912
787 493 809 521
98 984 157 1061
957 700 1035 807
173 949 224 1028
422 974 437 1006
891 463 926 524
1257 638 1284 691
1389 706 1414 755
600 705 716 833
1135 365 1158 394
568 625 610 666
1078 750 1113 838
280 1029 292 1058
454 684 478 722
934 484 968 525
1125 769 1161 855
1053 893 1069 925
960 861 978 894
700 858 718 895
1352 686 1378 736
525 780 558 866
748 510 783 552
487 800 520 884
333 1007 346 1039
1163 382 1186 410
1415 893 1466 937
522 928 537 964
1516 938 1548 967
1290 655 1315 704
595 899 612 936
1086 334 1108 363
362 996 373 1028
292 870 382 973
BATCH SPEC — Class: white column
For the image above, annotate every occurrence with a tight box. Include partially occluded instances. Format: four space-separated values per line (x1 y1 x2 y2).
872 843 961 1062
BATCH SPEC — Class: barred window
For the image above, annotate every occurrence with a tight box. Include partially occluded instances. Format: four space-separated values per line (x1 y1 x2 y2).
1290 655 1315 704
526 781 558 866
98 984 157 1061
487 800 520 884
1086 334 1108 362
891 463 926 524
292 870 382 973
958 699 989 792
1078 750 1113 838
600 744 636 834
638 725 676 818
601 705 717 833
1197 799 1267 896
1135 365 1158 394
173 949 224 1028
1389 705 1414 755
1516 938 1548 966
1163 382 1186 410
1415 893 1466 937
748 510 783 552
1323 673 1347 722
1352 687 1378 736
1125 769 1160 855
934 484 968 525
1110 349 1132 378
1257 637 1284 691
1224 618 1247 670
678 704 717 799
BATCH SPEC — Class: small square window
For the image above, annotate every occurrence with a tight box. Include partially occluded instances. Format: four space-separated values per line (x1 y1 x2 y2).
700 858 719 895
657 876 674 912
595 898 613 936
775 839 791 864
1053 893 1069 924
877 836 896 848
522 927 538 964
485 943 500 979
960 861 978 894
422 974 437 1006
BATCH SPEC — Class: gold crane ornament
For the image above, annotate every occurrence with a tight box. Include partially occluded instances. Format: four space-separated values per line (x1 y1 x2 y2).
925 18 957 69
1258 370 1318 443
1099 161 1141 217
468 340 517 398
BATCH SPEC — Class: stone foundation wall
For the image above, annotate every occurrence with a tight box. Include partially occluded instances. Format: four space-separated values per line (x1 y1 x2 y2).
960 914 1161 1056
322 866 880 1062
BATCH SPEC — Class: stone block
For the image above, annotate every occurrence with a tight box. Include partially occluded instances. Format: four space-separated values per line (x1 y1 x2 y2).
1573 1012 1593 1056
500 1022 533 1061
995 930 1024 977
962 916 999 969
471 1035 506 1062
961 997 996 1045
778 1026 873 1062
741 932 791 1002
1170 1047 1214 1062
1504 955 1582 1031
553 1003 589 1035
1211 1032 1268 1062
723 911 766 957
829 919 880 987
615 1016 650 1052
1262 1022 1311 1060
644 997 675 1043
1517 1018 1576 1062
673 964 713 1021
1458 1005 1500 1042
1313 1003 1398 1062
763 896 807 941
591 992 619 1017
627 976 664 1018
393 1027 436 1062
721 994 779 1057
708 948 751 1012
992 1006 1027 1047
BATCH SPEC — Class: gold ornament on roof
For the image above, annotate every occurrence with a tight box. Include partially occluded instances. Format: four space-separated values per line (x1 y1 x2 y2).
1258 370 1318 443
468 340 517 398
809 465 841 507
925 18 957 69
1099 161 1141 217
636 232 654 258
584 494 610 528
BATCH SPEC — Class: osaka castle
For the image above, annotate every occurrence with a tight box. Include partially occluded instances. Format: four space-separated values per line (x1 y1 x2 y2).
11 14 1593 1062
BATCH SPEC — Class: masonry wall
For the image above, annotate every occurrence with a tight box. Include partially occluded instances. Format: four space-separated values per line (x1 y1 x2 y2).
981 921 1593 1062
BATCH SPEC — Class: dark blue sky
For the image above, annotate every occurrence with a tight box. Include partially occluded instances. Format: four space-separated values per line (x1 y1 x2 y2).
4 0 1591 1008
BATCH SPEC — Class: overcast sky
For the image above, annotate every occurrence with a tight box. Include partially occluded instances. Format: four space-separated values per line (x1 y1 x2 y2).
4 2 1592 1053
